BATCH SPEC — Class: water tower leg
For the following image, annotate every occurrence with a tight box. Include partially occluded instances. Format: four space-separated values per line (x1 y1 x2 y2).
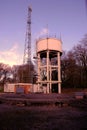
57 52 61 94
47 83 50 93
58 83 61 94
47 50 49 93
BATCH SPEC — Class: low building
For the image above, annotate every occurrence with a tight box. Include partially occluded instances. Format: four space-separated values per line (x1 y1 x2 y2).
4 83 33 94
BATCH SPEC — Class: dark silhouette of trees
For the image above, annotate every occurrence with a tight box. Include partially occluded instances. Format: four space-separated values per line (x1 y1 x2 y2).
13 63 36 83
73 35 87 88
0 63 13 88
61 51 78 88
0 62 36 88
61 34 87 88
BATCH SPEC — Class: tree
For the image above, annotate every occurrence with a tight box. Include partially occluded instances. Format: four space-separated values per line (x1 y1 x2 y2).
14 63 35 83
73 35 87 87
61 51 78 88
61 34 87 88
0 63 13 87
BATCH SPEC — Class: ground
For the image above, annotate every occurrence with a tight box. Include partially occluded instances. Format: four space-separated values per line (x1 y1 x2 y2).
0 93 87 130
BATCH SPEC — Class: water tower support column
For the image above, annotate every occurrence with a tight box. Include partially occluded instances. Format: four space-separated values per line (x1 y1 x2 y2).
37 53 40 92
47 50 50 93
58 52 61 94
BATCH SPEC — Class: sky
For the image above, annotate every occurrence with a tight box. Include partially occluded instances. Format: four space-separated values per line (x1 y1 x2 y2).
0 0 87 66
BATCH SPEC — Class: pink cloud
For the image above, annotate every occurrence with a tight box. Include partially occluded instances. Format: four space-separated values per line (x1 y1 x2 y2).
0 44 22 66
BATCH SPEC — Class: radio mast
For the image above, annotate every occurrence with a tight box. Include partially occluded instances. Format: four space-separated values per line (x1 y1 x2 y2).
23 6 32 64
23 6 33 83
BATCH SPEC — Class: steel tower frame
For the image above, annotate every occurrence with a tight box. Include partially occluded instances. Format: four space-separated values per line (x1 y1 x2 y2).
23 6 33 83
23 6 32 64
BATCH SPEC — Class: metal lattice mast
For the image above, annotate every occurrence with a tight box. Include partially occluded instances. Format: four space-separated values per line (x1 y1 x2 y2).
23 6 32 64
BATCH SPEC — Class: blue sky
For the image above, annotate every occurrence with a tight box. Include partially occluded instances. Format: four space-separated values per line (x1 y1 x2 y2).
0 0 87 66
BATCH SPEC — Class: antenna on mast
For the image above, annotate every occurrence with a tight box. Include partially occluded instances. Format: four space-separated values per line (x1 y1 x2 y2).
46 24 49 38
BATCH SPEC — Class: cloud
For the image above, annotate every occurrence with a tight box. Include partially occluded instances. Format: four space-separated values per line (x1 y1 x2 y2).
0 44 23 66
35 28 49 39
39 28 49 36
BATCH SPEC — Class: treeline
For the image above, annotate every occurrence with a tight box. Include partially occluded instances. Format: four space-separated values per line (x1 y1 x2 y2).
61 34 87 88
0 34 87 89
0 63 16 86
0 63 36 88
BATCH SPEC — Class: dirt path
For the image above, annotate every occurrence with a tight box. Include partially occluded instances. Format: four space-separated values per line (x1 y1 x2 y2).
0 93 87 130
0 104 87 130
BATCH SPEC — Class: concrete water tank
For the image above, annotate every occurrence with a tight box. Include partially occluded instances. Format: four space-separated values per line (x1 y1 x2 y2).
36 38 62 53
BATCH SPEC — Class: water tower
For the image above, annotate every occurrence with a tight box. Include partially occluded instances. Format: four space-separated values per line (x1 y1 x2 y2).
36 37 62 93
